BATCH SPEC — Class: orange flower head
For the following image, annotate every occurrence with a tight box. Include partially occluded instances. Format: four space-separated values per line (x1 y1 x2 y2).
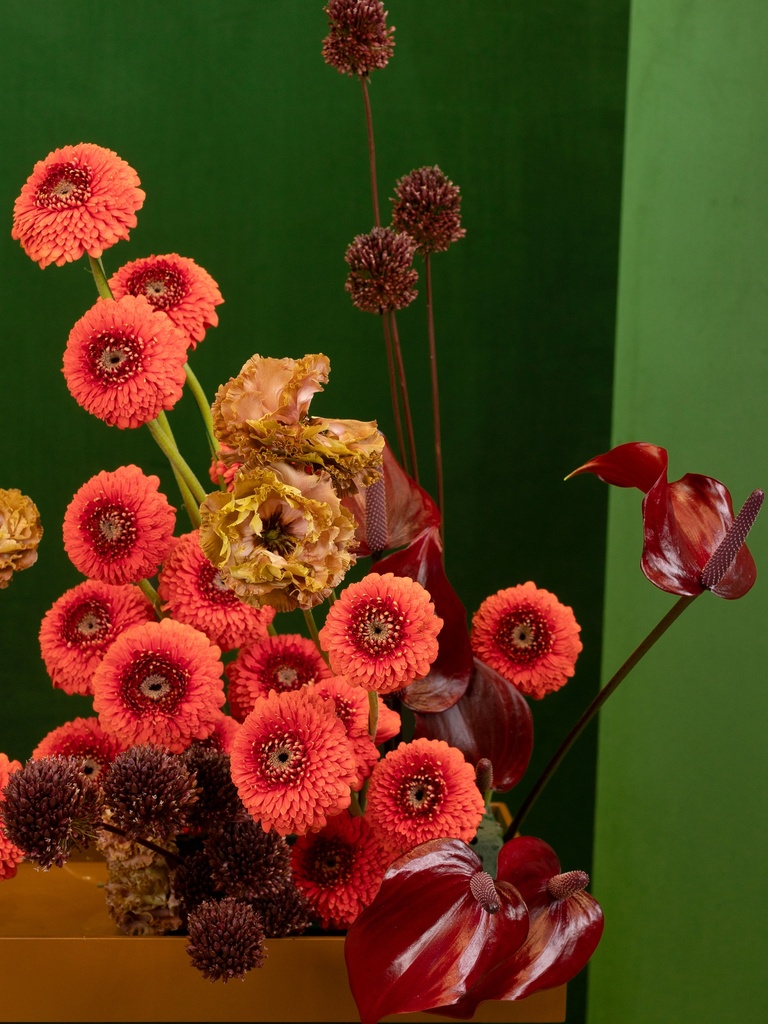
62 465 176 586
109 253 224 349
230 687 356 836
315 675 381 789
91 618 226 753
63 295 189 429
32 716 125 782
364 737 485 857
318 572 443 694
158 530 275 653
12 143 145 268
225 633 332 722
470 582 583 699
0 753 24 881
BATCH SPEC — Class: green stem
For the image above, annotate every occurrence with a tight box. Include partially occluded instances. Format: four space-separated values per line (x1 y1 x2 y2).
505 593 699 842
303 607 326 659
147 417 207 506
184 363 217 457
368 689 379 742
88 255 113 300
136 578 163 618
424 254 444 540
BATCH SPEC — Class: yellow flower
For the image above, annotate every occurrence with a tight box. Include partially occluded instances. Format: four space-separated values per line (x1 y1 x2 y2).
199 462 357 612
0 488 43 589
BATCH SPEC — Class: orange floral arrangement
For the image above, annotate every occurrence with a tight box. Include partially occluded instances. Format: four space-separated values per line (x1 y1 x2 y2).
0 4 762 1023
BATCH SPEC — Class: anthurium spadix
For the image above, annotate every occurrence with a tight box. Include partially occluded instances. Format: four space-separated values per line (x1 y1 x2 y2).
568 442 762 599
344 838 529 1024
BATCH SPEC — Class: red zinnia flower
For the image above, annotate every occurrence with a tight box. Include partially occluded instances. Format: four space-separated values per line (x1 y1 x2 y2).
39 579 155 695
0 753 24 881
63 465 176 586
470 582 582 700
109 253 224 349
322 0 395 78
12 143 145 268
291 811 389 929
225 634 333 722
157 530 275 652
62 295 188 429
230 688 356 836
315 675 380 790
91 618 225 753
318 572 443 694
391 166 466 255
364 737 485 857
344 227 418 314
32 716 125 781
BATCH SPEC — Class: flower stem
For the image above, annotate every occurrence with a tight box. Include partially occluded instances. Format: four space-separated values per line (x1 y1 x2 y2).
184 363 218 458
303 607 326 659
88 255 113 300
136 578 163 618
388 311 419 484
367 689 379 741
98 821 180 868
424 254 444 539
381 311 409 473
146 416 207 507
359 74 380 227
504 593 699 842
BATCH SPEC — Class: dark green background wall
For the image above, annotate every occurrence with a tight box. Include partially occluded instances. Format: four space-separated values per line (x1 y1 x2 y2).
0 3 629 1022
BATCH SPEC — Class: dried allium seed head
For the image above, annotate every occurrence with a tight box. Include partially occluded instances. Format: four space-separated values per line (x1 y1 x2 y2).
100 744 198 842
322 0 395 77
186 897 265 982
205 818 293 900
344 227 418 315
392 166 466 255
182 744 244 832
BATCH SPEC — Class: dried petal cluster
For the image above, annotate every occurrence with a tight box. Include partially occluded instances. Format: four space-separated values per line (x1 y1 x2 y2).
0 488 43 589
344 227 418 314
392 166 466 254
322 0 395 77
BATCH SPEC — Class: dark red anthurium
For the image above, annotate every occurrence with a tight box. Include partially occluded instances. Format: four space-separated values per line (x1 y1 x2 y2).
568 442 759 599
342 439 441 557
432 835 604 1019
344 838 529 1024
413 658 534 792
373 525 474 712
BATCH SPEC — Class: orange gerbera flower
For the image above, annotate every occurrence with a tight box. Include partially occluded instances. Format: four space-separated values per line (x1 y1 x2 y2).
318 572 442 694
291 811 389 929
0 753 24 881
91 618 225 753
470 582 583 699
62 295 188 429
157 530 275 652
12 143 145 268
315 675 381 790
63 465 176 586
39 579 155 695
225 634 332 722
364 737 485 858
109 253 224 349
32 716 125 781
229 688 356 836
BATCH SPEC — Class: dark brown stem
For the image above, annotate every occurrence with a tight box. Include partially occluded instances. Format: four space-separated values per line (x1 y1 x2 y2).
424 255 444 539
381 311 409 473
98 820 181 868
388 311 419 484
359 75 380 227
505 593 698 842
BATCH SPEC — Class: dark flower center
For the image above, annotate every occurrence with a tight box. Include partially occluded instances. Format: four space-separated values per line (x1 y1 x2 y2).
36 162 92 209
261 651 320 692
89 329 144 385
260 733 307 784
127 262 188 312
122 652 188 714
83 501 138 560
397 766 444 819
259 512 298 557
350 596 404 658
307 837 355 886
63 599 113 648
494 604 552 665
198 560 240 606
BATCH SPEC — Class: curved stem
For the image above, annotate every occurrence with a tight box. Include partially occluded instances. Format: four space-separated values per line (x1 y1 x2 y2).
424 255 444 539
303 607 327 661
88 255 113 300
146 417 207 506
505 593 699 842
98 821 180 868
359 75 380 227
184 363 217 457
388 311 419 484
136 578 163 618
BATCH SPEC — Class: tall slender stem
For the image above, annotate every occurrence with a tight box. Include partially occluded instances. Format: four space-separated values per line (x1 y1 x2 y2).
424 255 444 537
381 312 409 472
505 593 699 842
136 578 163 618
184 363 217 457
88 255 113 300
359 75 380 227
147 417 207 506
388 312 419 484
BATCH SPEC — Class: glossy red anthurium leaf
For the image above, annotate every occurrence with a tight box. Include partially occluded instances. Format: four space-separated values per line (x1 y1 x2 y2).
569 442 758 598
342 439 441 557
373 526 473 711
432 835 604 1019
413 658 533 792
344 838 529 1024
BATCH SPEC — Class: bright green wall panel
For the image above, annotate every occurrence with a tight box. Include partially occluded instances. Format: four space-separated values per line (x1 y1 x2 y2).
588 3 768 1022
1 5 629 1020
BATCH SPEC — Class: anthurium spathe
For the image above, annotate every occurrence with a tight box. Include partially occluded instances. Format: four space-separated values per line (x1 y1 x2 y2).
344 838 529 1024
433 835 604 1019
569 442 759 598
